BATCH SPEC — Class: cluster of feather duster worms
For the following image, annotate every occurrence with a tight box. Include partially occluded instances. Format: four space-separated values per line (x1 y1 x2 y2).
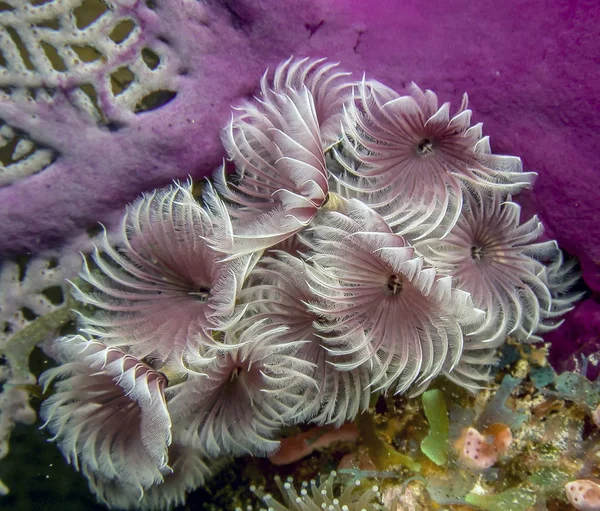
38 57 582 509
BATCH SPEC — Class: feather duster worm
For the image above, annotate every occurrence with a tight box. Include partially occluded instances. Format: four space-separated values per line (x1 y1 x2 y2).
39 336 171 496
268 57 354 146
442 341 499 391
306 199 484 395
239 252 371 427
334 80 535 236
212 58 353 256
85 444 220 510
73 182 258 360
414 188 583 345
166 320 316 457
34 56 584 511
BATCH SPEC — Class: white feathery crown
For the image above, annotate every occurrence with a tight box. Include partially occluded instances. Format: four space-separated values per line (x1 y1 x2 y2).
38 57 583 510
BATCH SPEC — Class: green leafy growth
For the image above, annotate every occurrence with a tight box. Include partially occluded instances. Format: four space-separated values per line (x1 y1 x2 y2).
420 389 449 466
465 487 537 511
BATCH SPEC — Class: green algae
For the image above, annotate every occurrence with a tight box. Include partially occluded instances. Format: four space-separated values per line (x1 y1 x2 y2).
465 487 537 511
420 389 449 466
